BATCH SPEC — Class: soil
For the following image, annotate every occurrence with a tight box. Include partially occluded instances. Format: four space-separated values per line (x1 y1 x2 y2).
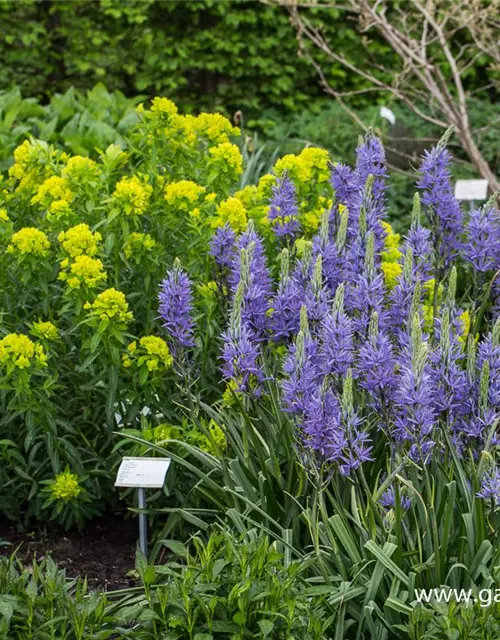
0 514 139 590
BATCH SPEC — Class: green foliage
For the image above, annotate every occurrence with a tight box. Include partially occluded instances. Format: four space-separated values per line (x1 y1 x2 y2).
0 554 112 639
0 531 333 639
0 84 140 171
0 0 393 116
123 528 333 639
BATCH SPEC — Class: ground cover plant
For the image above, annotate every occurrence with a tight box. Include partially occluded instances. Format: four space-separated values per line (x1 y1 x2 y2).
1 90 500 638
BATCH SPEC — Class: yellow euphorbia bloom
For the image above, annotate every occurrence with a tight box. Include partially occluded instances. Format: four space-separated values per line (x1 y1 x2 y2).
58 223 102 258
112 175 152 217
0 333 47 370
31 176 73 208
214 197 247 233
84 288 133 327
31 321 59 341
59 255 107 289
51 470 81 502
164 180 205 211
7 227 50 257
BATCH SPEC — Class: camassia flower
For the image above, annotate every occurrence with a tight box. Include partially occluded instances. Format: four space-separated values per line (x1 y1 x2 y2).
7 227 50 257
268 173 301 240
209 223 237 270
221 281 264 395
463 203 500 273
478 466 500 508
0 333 47 371
158 259 195 354
417 128 463 263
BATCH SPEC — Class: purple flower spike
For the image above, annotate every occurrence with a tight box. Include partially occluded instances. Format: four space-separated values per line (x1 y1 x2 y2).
356 132 388 218
417 131 464 263
478 467 500 507
463 204 500 273
330 163 361 220
221 323 264 394
158 259 195 353
209 224 237 270
268 173 301 240
379 486 411 511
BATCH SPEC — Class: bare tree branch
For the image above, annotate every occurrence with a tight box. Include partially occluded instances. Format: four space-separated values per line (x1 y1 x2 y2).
270 0 500 192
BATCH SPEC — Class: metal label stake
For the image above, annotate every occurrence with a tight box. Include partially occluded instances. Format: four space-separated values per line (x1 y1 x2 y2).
138 487 148 555
115 457 171 558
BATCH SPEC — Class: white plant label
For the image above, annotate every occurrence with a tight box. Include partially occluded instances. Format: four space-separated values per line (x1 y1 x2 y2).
454 179 489 201
380 106 396 126
115 457 171 488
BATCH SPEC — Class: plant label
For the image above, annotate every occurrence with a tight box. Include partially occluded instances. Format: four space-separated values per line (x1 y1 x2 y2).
380 106 396 126
115 457 171 488
454 179 489 201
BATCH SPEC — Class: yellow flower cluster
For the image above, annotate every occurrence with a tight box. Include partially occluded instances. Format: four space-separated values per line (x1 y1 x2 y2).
234 184 270 229
112 175 153 217
208 142 243 176
142 99 239 148
203 420 226 454
0 333 47 370
300 197 334 235
422 279 441 329
123 336 173 372
84 288 133 327
0 208 9 223
150 96 178 120
9 140 34 181
7 227 50 257
8 140 52 193
46 199 73 224
31 321 59 341
31 176 74 209
380 221 403 290
51 470 81 502
274 147 330 185
59 255 107 290
194 113 240 145
164 180 205 212
123 232 156 260
214 197 247 233
58 224 102 257
381 221 403 263
142 423 180 443
459 309 471 344
62 155 101 183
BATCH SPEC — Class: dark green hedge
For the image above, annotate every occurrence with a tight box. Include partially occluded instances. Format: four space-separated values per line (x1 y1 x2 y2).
0 0 394 116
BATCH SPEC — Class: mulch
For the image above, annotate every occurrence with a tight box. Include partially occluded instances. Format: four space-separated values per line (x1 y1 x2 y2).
0 514 140 590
